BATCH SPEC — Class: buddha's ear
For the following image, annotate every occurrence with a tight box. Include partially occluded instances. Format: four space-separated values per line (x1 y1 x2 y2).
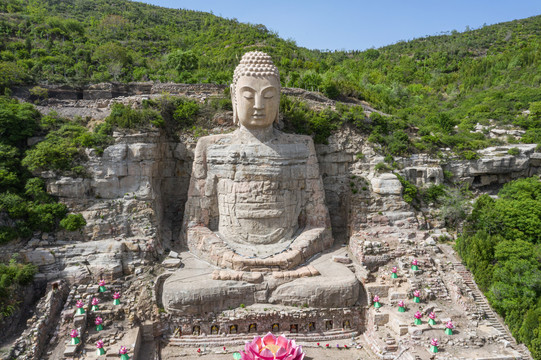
274 85 281 124
231 84 237 125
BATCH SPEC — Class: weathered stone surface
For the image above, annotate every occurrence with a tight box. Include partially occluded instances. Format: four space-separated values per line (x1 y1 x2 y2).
371 173 402 195
20 249 55 266
402 166 443 187
162 254 256 315
47 177 90 198
269 251 359 307
162 258 181 268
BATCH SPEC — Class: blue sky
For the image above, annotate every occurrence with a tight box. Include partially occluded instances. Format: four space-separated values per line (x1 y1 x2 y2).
137 0 541 51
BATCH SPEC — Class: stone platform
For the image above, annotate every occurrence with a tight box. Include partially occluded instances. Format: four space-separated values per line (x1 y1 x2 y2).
164 303 364 344
161 247 364 315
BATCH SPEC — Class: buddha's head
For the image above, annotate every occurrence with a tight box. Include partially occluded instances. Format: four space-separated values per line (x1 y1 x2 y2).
231 51 280 130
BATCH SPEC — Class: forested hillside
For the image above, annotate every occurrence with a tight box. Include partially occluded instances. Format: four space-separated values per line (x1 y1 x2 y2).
1 0 540 155
457 177 541 358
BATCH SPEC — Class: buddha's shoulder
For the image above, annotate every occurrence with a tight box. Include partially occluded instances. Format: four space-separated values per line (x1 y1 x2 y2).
276 131 315 145
195 133 234 147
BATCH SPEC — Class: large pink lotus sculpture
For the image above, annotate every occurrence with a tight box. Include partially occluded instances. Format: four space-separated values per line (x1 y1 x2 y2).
240 332 305 360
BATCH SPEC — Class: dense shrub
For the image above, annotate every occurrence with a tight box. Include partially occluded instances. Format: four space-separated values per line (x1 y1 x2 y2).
421 184 447 204
0 98 86 243
280 96 340 144
395 174 418 204
173 100 199 126
457 177 541 355
60 213 87 231
106 103 164 130
0 257 37 319
0 97 39 146
507 147 520 156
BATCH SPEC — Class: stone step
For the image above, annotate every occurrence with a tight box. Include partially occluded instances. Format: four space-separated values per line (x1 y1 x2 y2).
167 330 359 346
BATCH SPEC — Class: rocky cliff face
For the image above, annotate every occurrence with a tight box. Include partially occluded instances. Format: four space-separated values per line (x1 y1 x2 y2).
11 83 541 282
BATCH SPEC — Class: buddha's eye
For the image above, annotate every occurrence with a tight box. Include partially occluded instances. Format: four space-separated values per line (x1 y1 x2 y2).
263 93 274 99
242 91 254 99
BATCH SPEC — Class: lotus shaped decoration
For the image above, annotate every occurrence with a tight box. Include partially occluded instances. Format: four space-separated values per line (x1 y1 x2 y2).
240 332 305 360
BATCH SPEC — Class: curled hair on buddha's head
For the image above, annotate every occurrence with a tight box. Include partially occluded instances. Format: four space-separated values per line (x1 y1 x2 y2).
231 51 281 125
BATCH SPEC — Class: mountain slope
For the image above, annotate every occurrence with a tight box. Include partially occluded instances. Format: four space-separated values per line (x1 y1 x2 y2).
1 1 540 155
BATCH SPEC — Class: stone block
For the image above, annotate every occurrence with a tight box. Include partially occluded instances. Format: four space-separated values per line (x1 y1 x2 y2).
74 313 86 327
254 290 268 302
20 249 55 266
371 173 402 195
365 284 391 298
47 177 90 198
389 317 409 336
373 312 389 326
332 255 352 264
63 344 78 357
162 258 181 268
128 143 158 161
102 144 127 161
389 292 407 301
92 178 120 198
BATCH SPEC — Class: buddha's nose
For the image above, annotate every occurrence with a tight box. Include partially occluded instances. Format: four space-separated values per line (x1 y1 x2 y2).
254 94 265 110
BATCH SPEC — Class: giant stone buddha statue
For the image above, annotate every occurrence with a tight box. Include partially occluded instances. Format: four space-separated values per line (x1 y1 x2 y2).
162 52 360 316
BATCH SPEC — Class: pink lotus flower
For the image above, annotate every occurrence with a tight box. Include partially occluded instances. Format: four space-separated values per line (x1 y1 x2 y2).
391 267 397 273
119 346 128 355
413 290 421 297
92 298 99 306
98 279 106 287
414 311 422 320
95 316 103 325
429 312 436 320
113 292 121 300
431 338 438 347
76 300 84 308
397 300 405 307
412 259 418 266
96 340 104 349
240 332 305 360
446 321 454 329
373 295 380 303
70 329 79 338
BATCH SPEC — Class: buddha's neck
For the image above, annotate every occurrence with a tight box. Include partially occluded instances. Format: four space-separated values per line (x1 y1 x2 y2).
238 125 275 143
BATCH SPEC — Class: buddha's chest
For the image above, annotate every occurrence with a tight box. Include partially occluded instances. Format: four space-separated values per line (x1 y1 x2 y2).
206 142 310 183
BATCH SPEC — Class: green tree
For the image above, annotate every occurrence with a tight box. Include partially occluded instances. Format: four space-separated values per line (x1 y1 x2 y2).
0 97 39 146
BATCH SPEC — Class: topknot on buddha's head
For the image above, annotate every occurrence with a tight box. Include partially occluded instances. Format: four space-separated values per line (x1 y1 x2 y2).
233 51 280 83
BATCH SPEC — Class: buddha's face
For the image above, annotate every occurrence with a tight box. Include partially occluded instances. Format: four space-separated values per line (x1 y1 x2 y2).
234 75 280 130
